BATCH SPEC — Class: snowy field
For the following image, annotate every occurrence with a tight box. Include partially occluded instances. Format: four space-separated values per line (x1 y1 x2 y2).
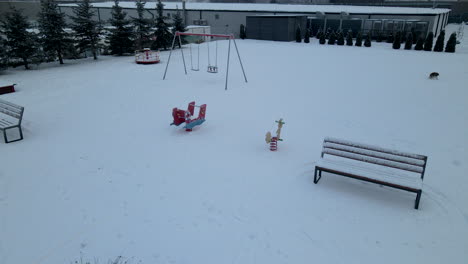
1 24 468 264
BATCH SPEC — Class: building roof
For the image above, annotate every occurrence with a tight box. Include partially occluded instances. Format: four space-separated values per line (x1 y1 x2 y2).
59 2 450 15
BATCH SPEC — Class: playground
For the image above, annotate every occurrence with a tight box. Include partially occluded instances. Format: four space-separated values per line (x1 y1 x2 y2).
1 24 468 264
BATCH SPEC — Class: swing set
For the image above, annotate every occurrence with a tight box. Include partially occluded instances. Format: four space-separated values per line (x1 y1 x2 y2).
163 31 248 90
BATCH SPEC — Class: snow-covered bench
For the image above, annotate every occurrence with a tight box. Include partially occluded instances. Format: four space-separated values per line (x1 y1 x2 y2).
314 138 428 209
0 98 24 143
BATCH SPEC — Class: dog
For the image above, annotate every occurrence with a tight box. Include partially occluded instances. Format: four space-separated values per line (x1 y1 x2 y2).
429 72 439 80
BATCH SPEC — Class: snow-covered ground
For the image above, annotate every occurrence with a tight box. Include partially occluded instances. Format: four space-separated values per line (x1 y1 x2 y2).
1 24 468 264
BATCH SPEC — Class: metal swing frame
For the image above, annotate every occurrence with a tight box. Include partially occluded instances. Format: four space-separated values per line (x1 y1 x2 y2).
163 32 248 90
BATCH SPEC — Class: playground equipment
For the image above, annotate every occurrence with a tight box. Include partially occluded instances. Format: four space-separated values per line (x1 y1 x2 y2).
163 31 248 90
265 118 285 151
135 48 160 64
171 101 207 132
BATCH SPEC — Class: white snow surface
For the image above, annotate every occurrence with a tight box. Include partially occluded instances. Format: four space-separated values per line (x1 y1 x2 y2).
59 1 450 15
1 24 468 264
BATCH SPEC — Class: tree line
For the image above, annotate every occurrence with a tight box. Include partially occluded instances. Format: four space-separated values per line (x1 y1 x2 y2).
0 0 184 70
295 26 458 53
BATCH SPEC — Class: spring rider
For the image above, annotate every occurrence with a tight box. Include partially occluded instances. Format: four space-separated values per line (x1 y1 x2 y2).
171 101 207 131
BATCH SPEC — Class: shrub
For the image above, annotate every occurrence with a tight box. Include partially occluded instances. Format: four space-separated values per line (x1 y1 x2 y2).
433 30 445 52
423 32 434 51
355 32 362 46
445 32 457 53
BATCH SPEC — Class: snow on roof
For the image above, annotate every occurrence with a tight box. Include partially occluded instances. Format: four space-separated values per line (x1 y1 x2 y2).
59 2 450 15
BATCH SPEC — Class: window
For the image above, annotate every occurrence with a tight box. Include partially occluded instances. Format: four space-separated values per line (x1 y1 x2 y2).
215 14 220 20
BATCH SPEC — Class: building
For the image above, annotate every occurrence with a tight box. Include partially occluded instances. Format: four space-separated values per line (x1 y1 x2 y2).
57 2 450 40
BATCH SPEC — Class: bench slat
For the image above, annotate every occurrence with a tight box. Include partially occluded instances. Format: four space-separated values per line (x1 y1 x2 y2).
0 108 22 119
324 142 426 167
325 137 426 160
0 98 23 109
323 148 424 173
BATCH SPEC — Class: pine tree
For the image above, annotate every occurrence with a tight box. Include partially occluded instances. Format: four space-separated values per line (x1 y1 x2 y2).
240 24 246 39
0 36 7 70
171 8 186 48
355 32 362 46
296 26 301 42
304 28 310 43
404 32 413 50
132 0 152 50
316 28 322 39
392 31 401 49
445 32 457 53
70 0 101 60
346 30 353 46
376 32 382 42
319 32 326 44
433 30 445 52
327 31 336 45
386 32 394 43
364 34 371 47
107 0 134 55
38 0 69 64
423 32 434 51
414 34 424 50
153 0 172 50
337 31 344 45
1 7 40 69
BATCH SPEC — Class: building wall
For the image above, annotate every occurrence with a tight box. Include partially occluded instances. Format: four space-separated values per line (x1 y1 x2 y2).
51 4 450 40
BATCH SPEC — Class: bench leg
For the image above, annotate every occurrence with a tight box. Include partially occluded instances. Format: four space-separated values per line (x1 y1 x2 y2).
4 126 23 143
314 167 322 184
415 190 422 210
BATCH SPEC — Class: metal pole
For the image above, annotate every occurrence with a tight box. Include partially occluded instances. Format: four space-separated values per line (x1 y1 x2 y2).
163 33 178 80
232 37 248 83
225 38 231 90
179 34 187 74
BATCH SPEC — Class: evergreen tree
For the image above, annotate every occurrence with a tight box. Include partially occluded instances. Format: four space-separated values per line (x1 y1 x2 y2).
445 32 457 53
433 30 445 52
364 34 371 47
0 36 7 70
70 0 101 60
1 7 40 69
327 31 336 45
386 32 394 43
172 7 186 48
108 0 134 55
38 0 69 64
404 32 413 50
153 0 172 50
336 31 344 45
423 32 434 51
414 34 424 50
319 32 326 44
346 30 353 46
240 24 246 39
316 28 322 39
376 31 382 42
355 32 362 46
392 31 401 49
304 28 310 43
132 0 152 50
296 26 301 42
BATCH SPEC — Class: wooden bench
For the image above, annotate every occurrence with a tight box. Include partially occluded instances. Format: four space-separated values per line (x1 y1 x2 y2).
314 137 428 209
0 98 25 143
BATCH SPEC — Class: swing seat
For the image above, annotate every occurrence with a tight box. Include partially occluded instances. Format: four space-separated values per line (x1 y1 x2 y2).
207 65 218 73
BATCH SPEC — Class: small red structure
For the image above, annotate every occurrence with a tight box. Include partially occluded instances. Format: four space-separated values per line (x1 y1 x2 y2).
171 101 207 132
0 83 16 95
135 48 160 64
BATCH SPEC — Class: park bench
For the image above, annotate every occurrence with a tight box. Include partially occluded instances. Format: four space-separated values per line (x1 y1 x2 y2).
0 98 24 143
314 137 428 209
